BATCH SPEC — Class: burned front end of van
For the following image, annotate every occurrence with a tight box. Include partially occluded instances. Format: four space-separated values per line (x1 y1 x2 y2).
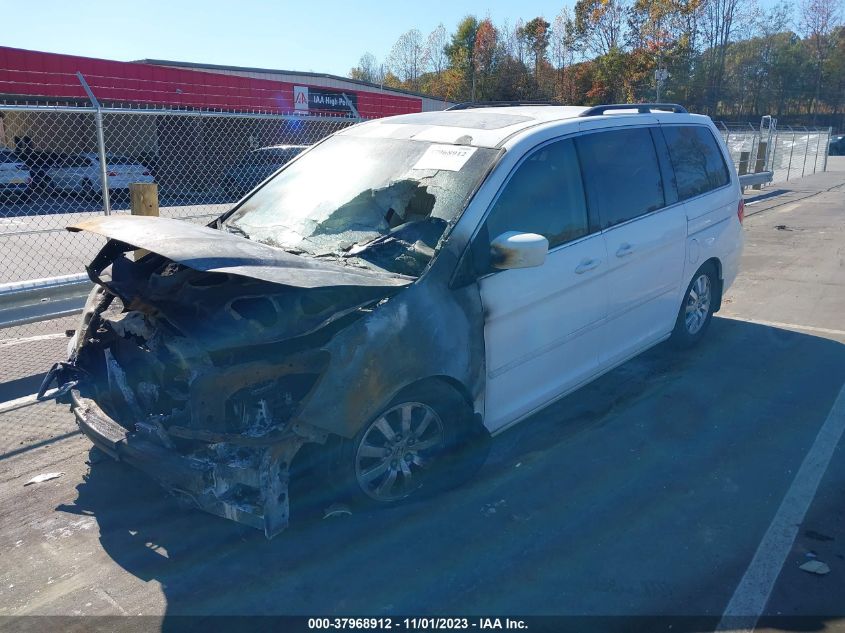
44 216 419 538
43 134 498 537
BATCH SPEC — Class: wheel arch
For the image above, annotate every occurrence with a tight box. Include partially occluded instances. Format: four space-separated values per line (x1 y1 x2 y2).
700 257 723 312
371 373 485 439
392 374 476 412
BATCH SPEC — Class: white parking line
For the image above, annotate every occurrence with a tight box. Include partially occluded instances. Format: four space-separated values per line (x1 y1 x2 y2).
0 332 67 348
0 393 40 414
717 314 845 338
717 381 845 632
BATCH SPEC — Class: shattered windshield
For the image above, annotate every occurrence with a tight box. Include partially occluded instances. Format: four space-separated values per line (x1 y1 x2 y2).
223 136 500 276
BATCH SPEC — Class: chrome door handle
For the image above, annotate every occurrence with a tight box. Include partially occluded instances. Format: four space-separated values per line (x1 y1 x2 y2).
575 258 600 274
616 243 634 257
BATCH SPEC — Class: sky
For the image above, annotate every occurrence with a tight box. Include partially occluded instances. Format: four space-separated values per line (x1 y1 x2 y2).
4 0 592 77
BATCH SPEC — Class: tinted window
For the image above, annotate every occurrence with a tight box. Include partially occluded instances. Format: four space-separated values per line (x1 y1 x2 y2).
0 149 20 164
576 128 665 228
663 126 730 199
485 138 588 249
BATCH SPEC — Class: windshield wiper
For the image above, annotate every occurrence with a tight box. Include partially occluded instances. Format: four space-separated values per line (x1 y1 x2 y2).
223 224 249 238
344 233 392 257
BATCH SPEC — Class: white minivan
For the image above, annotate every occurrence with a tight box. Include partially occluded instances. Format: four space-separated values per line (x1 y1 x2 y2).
51 103 744 537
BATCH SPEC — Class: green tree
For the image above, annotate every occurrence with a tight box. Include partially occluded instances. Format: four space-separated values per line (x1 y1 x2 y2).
446 16 480 101
518 17 552 83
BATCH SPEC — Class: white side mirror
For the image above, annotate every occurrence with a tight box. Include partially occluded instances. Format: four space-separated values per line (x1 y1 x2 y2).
490 231 548 270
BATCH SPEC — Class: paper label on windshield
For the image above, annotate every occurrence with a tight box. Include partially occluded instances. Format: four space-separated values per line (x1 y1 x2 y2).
412 145 477 171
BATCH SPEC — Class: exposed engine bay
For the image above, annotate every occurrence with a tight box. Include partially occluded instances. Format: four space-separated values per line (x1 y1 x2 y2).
48 218 408 537
43 133 498 538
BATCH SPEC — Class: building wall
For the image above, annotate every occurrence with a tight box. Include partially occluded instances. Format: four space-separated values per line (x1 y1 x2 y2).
0 47 426 118
160 65 449 112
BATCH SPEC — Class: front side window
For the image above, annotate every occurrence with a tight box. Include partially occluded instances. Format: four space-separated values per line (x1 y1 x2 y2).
484 138 589 249
662 125 731 200
576 128 665 229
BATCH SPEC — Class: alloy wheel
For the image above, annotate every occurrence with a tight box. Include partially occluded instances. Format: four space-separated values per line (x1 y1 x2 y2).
684 273 712 335
355 402 445 502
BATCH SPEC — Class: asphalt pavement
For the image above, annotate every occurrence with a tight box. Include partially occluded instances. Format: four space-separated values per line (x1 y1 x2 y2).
0 164 842 631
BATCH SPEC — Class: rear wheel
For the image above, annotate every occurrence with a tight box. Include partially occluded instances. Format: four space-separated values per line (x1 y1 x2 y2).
671 263 717 348
337 381 489 506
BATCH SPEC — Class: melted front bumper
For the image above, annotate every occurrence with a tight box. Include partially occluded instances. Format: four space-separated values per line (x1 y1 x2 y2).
69 387 316 538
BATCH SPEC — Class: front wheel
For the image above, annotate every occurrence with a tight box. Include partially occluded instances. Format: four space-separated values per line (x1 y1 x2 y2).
670 264 718 348
338 382 489 506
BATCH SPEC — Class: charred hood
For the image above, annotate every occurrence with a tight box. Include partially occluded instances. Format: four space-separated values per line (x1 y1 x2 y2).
68 215 413 290
69 216 410 353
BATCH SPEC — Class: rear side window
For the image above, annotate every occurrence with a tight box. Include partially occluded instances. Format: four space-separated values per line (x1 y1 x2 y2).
662 125 731 200
576 128 665 229
485 137 589 249
0 149 19 164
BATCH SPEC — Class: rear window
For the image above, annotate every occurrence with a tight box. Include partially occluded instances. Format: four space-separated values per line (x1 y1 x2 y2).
662 125 731 200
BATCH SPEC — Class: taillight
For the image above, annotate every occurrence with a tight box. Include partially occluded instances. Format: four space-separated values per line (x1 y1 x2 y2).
737 199 745 225
107 170 117 177
142 170 151 176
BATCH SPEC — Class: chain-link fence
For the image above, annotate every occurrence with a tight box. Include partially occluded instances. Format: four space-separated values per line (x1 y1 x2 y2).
1 105 359 280
714 121 832 184
0 103 361 396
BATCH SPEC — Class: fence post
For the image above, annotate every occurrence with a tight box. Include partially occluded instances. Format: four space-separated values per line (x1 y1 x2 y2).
823 127 831 172
801 128 811 178
812 130 822 174
129 182 159 260
786 129 796 181
738 151 750 178
752 140 767 190
76 72 111 216
770 131 780 175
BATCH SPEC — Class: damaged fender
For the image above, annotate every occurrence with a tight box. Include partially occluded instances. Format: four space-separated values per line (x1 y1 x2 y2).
55 215 486 538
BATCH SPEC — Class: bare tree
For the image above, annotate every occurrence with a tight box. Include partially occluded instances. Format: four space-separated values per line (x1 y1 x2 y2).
700 0 753 113
574 0 628 56
425 23 450 77
799 0 843 117
551 8 575 68
388 29 426 90
349 52 381 83
551 8 577 101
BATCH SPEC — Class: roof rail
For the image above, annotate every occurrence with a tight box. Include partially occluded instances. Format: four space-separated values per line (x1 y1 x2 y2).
579 103 688 117
446 100 561 111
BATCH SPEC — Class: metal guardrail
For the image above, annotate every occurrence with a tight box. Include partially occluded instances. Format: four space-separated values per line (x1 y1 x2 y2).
738 171 774 189
0 274 92 330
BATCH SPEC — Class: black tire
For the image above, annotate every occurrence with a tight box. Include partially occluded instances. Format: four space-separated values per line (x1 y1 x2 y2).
670 262 718 349
335 381 489 506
